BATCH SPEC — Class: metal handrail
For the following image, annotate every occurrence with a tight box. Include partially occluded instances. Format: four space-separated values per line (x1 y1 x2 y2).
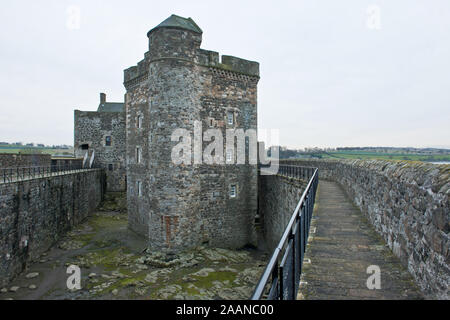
252 165 319 300
0 163 96 184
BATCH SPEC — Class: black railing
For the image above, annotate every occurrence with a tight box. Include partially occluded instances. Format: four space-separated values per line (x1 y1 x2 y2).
0 163 92 184
252 164 319 300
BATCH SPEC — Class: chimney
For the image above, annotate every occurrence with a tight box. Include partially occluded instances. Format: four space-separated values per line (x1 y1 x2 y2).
100 92 106 104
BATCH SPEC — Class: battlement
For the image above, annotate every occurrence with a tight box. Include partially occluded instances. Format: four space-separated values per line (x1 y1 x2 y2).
124 49 259 88
197 50 259 77
124 55 150 89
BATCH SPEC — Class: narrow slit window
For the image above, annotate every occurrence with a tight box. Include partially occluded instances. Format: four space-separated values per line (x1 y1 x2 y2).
226 150 233 163
230 185 237 198
137 115 142 129
227 112 234 125
137 181 142 197
136 147 141 164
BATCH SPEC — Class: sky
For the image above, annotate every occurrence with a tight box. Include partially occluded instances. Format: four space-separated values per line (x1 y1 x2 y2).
0 0 449 149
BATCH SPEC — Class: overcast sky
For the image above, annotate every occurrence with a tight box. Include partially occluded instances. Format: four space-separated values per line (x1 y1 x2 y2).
0 0 449 149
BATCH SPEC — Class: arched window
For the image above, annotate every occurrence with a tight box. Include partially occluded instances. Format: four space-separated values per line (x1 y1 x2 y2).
105 136 112 146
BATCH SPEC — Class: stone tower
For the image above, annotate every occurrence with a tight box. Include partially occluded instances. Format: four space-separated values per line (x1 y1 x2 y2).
124 15 259 251
74 93 126 191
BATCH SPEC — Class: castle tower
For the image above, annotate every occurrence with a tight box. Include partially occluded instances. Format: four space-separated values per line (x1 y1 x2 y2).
124 15 259 251
146 15 203 249
74 93 126 192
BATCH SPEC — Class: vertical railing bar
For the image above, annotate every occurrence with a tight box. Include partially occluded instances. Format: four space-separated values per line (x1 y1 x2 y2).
279 264 284 300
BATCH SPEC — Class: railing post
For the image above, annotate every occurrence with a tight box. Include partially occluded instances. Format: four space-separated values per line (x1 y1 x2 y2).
279 264 283 300
291 234 296 300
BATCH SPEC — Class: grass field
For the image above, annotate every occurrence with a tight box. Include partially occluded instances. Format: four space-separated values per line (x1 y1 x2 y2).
0 145 74 155
315 151 450 162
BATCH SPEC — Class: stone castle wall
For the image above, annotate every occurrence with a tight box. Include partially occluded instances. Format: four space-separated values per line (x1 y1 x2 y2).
258 174 308 252
0 169 105 286
51 157 83 168
0 154 51 168
125 79 150 237
74 111 126 191
124 24 259 250
284 159 449 299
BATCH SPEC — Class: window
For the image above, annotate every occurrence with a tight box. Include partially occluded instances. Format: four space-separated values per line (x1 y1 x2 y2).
230 185 237 198
209 118 214 127
136 147 141 164
105 136 111 146
137 115 142 129
137 181 142 197
227 112 234 125
108 164 113 171
81 144 89 150
226 150 233 163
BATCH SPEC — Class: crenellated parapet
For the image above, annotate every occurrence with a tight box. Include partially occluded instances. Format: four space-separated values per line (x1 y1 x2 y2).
123 54 150 90
197 49 259 78
124 46 259 90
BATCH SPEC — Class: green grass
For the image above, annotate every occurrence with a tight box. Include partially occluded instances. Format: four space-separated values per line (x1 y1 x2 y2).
316 151 450 162
0 145 73 155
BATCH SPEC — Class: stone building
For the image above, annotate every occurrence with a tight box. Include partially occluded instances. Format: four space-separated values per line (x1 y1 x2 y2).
74 93 126 191
124 15 260 250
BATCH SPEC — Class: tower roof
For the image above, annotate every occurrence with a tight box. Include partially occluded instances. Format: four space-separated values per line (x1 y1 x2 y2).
147 14 203 36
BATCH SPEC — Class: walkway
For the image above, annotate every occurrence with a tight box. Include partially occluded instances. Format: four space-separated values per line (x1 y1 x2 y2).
298 180 424 300
0 168 97 184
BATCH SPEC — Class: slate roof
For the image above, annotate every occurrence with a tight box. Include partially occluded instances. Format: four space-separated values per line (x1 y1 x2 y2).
147 14 203 36
97 102 124 112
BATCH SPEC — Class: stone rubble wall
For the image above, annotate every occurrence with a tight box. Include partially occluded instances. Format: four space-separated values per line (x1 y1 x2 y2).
0 154 52 168
74 111 126 192
283 159 449 299
0 169 105 286
258 174 307 252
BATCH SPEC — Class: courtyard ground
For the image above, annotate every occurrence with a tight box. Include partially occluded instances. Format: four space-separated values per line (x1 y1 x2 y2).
0 192 267 300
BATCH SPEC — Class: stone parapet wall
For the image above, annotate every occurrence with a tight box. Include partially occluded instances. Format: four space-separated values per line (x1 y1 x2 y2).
283 159 449 299
258 174 307 252
0 154 52 168
0 169 105 286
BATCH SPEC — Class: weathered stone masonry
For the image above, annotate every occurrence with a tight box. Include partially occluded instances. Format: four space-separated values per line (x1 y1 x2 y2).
74 93 126 192
0 154 51 168
0 170 105 286
258 174 308 252
124 15 259 250
284 159 449 299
